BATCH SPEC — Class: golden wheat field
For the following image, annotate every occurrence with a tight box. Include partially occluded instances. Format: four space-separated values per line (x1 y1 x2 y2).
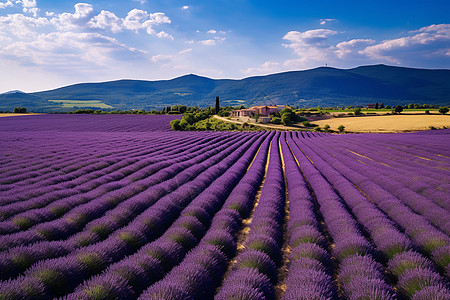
313 114 450 132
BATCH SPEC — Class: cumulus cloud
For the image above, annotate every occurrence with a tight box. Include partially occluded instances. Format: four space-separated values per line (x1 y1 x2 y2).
182 5 189 10
50 3 95 30
156 30 173 40
123 9 171 35
281 24 450 69
88 10 123 33
320 18 336 25
2 31 145 68
282 29 338 66
336 39 375 58
360 24 450 64
207 29 216 34
0 1 13 9
0 13 50 39
47 4 172 37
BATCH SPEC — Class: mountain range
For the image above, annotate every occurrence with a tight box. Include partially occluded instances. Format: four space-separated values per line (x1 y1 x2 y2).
1 64 449 112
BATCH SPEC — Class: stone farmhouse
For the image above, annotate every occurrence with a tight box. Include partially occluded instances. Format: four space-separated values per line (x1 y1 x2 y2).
230 105 289 118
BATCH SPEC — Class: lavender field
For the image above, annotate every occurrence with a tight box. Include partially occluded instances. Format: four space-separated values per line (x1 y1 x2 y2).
0 114 449 300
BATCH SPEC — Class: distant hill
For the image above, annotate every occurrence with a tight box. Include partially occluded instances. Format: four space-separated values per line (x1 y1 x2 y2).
1 90 25 95
1 65 449 112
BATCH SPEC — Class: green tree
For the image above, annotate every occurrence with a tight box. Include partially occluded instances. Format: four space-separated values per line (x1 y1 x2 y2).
393 105 403 114
281 113 291 125
323 124 330 132
353 107 362 115
438 107 449 114
385 105 391 109
13 107 26 113
408 103 415 109
338 125 345 133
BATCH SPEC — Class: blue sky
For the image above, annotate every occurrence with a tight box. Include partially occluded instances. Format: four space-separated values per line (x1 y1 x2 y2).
0 0 449 92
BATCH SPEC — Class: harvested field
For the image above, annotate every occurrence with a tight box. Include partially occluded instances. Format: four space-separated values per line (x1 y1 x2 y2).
313 114 450 132
0 113 43 118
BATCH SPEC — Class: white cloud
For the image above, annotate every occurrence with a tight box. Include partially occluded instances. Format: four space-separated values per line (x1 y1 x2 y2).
320 18 336 25
281 24 450 69
151 54 172 62
200 39 216 46
50 3 95 30
156 31 173 40
282 29 338 66
336 39 375 58
132 0 147 4
182 5 189 10
360 24 450 64
242 61 280 75
179 48 192 54
123 9 171 36
207 29 216 34
0 1 13 9
88 10 123 33
122 8 148 31
0 13 50 39
2 31 145 68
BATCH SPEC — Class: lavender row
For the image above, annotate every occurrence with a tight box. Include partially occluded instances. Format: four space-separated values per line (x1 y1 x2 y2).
0 133 260 279
0 114 181 132
279 133 337 300
217 132 285 299
297 135 450 299
0 132 263 298
321 136 450 212
0 132 212 202
0 133 236 229
0 132 252 250
138 132 273 299
288 134 396 299
69 133 271 300
302 136 450 266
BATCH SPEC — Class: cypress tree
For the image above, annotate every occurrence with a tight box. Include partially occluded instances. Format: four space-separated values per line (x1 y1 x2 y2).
215 96 220 114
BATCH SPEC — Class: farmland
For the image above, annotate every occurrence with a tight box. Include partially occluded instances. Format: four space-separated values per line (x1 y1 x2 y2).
312 114 450 133
0 114 449 299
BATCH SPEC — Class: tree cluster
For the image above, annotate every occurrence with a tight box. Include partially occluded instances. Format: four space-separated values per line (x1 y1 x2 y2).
13 107 27 113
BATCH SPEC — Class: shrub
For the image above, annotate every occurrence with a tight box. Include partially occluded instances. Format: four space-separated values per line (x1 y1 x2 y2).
271 117 282 124
170 119 182 130
323 124 330 132
438 107 449 114
393 105 404 114
281 113 291 125
337 125 345 133
13 107 27 113
425 110 430 114
353 107 362 115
